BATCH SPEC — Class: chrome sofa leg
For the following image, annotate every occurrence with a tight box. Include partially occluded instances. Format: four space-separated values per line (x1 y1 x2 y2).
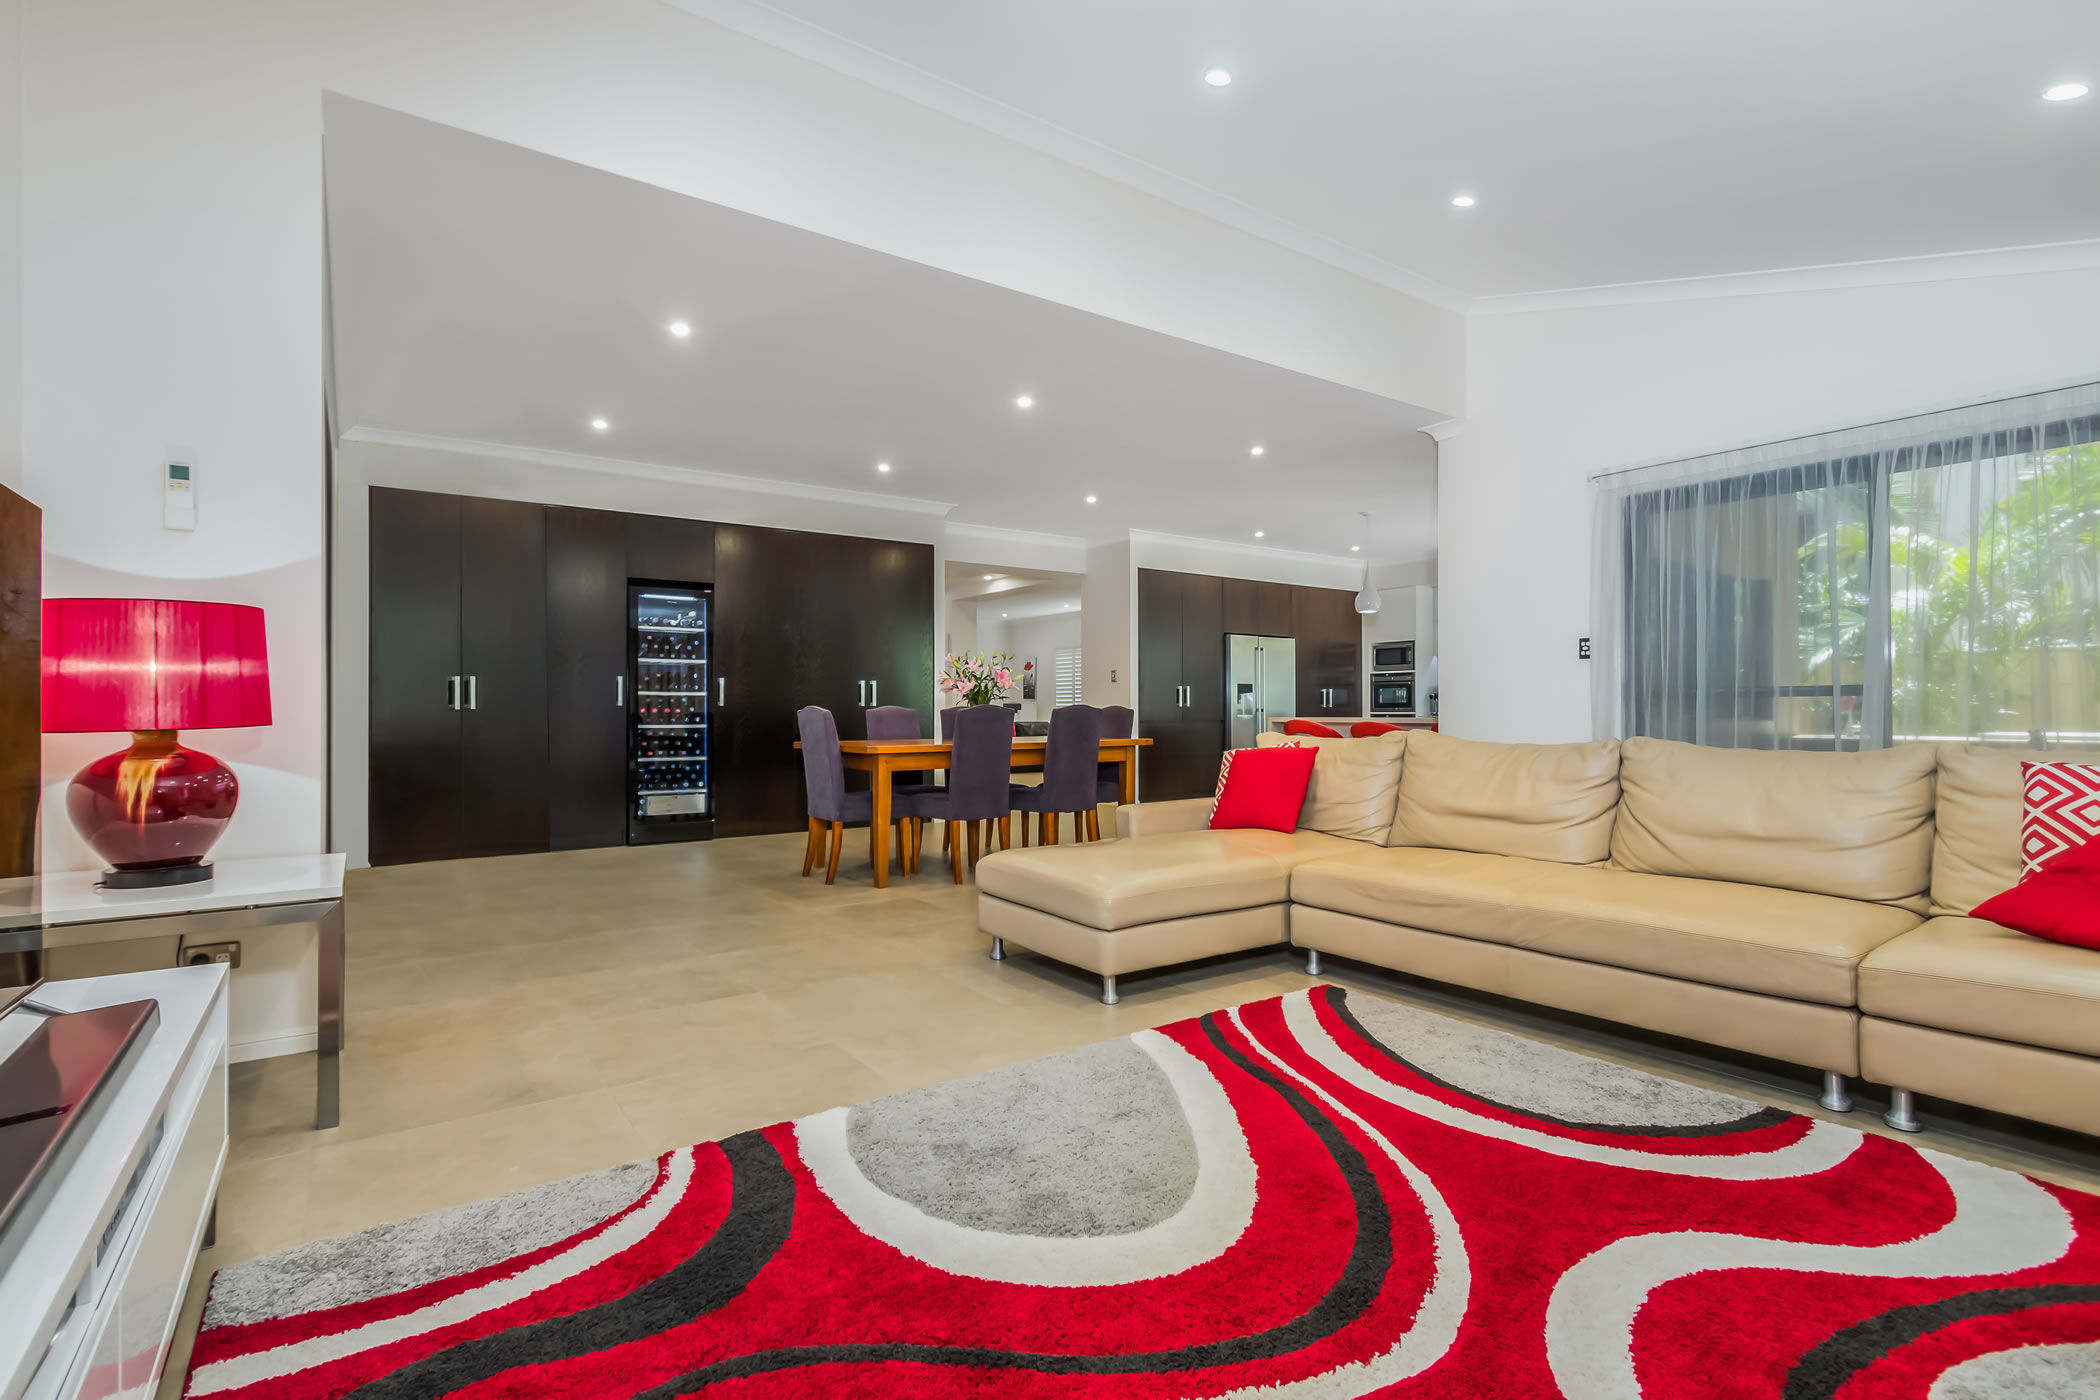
1885 1088 1922 1133
989 937 1005 962
1100 973 1119 1006
1818 1072 1853 1114
1305 949 1323 976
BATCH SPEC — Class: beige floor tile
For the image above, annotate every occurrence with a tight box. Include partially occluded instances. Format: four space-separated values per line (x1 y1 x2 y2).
299 1091 646 1241
611 1041 892 1156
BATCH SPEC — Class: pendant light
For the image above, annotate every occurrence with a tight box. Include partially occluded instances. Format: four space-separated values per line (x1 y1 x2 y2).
1353 512 1381 616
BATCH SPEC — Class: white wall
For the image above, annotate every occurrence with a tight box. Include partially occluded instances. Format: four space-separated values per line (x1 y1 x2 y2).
0 0 18 494
19 0 1456 875
1440 265 2100 742
1080 540 1134 713
976 611 1081 721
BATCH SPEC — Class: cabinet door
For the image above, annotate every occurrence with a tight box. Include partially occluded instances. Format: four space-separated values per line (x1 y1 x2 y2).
460 497 550 858
861 538 935 738
712 524 806 837
369 488 463 866
546 507 628 850
625 513 714 585
1293 586 1362 716
1177 573 1226 790
1137 569 1183 728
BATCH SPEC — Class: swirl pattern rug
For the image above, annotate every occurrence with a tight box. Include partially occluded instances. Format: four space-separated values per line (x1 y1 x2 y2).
184 987 2100 1398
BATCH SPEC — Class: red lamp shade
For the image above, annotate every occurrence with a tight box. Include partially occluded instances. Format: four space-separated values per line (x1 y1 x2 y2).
41 599 271 887
42 598 271 733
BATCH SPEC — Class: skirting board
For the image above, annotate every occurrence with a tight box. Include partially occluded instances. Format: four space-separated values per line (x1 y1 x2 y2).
231 1028 318 1063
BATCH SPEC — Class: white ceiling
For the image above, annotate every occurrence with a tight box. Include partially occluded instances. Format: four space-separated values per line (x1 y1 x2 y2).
943 562 1083 621
325 98 1439 562
684 0 2100 298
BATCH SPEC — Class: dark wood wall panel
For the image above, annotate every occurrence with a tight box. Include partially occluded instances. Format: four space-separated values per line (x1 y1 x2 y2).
459 497 549 859
0 484 39 880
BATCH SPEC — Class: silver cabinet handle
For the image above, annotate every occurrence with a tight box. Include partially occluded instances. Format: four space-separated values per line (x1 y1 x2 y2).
859 679 868 706
717 675 726 706
616 675 625 707
448 676 461 711
467 675 478 710
870 678 878 706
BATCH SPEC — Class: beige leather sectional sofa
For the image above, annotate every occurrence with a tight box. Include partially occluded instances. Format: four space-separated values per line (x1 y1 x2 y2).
974 731 2100 1139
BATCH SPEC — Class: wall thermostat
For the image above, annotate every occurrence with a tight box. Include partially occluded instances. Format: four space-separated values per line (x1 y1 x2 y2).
164 454 197 530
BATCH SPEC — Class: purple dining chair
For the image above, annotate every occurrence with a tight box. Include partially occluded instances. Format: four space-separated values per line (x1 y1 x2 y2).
1011 704 1103 845
1095 704 1134 808
797 706 872 885
906 704 1015 882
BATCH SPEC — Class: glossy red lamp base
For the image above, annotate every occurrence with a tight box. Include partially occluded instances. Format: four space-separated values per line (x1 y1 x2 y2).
67 731 239 887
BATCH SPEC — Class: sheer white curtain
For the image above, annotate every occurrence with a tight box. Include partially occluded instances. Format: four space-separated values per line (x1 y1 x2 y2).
1592 383 2100 750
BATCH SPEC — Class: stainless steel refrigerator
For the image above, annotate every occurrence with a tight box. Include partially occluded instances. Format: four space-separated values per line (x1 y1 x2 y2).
1227 634 1297 748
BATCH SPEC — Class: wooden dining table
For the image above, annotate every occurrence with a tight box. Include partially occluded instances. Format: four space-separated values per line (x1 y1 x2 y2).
796 736 1152 889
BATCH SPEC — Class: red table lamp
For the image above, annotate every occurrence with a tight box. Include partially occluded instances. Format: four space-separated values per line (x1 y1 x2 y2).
41 599 272 888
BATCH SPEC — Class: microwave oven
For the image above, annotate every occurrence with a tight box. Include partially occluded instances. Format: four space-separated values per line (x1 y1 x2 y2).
1371 640 1415 671
1369 670 1414 716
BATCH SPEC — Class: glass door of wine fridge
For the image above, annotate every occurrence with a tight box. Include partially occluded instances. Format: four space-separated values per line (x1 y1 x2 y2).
628 585 714 844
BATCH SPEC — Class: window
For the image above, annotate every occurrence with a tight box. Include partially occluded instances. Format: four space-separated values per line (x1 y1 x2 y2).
1593 383 2100 749
1054 647 1083 708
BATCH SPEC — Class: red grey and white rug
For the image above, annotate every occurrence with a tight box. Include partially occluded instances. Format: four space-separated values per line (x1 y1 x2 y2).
184 987 2100 1398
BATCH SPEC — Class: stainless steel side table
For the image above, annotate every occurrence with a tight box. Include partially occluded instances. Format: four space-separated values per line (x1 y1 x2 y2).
0 854 347 1128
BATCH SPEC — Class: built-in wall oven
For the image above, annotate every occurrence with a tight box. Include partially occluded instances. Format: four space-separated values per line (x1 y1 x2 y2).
1370 640 1415 671
1369 670 1414 717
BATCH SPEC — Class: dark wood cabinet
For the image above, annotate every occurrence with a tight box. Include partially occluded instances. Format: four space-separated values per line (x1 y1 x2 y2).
1137 569 1227 800
370 488 467 867
460 498 550 857
546 507 629 851
1293 587 1363 717
1137 567 1362 798
370 488 551 866
372 488 934 858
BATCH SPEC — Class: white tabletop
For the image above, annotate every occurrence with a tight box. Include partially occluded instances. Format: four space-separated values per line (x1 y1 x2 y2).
0 854 345 932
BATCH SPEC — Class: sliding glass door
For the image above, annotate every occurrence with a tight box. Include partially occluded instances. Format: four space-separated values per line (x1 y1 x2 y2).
1595 385 2100 750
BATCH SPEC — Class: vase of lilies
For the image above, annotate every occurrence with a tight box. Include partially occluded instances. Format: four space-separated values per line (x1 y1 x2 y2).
940 651 1016 708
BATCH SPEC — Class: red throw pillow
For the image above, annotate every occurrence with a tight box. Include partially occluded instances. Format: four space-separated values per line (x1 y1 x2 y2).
1351 721 1402 737
1282 719 1342 738
1972 839 2100 950
2019 760 2100 875
1209 744 1318 832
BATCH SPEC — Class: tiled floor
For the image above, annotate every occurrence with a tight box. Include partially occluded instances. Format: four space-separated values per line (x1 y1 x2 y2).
155 825 2100 1395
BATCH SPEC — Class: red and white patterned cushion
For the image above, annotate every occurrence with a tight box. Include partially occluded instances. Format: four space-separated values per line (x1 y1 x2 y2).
2020 761 2100 876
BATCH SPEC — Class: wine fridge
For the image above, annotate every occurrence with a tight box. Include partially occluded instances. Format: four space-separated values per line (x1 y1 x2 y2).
627 584 713 844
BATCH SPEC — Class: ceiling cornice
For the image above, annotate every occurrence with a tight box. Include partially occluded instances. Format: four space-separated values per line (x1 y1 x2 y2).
1472 237 2100 316
941 520 1091 553
339 426 959 516
1126 526 1365 571
661 0 1470 313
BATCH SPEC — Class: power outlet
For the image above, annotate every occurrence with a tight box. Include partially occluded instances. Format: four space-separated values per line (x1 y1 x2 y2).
182 940 242 969
1577 637 1592 660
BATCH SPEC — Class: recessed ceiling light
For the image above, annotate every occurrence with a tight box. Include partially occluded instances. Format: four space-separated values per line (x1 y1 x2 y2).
668 320 693 338
590 418 609 431
1451 194 1477 208
1085 494 1098 504
1351 545 1361 552
1064 603 1073 609
876 461 892 473
1001 612 1008 618
1254 530 1265 539
1204 67 1233 87
2044 82 2090 102
1250 445 1266 457
983 573 1000 581
1015 394 1035 409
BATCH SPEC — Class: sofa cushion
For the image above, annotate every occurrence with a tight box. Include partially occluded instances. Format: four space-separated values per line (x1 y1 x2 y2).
1611 738 1935 907
1256 730 1406 843
1858 916 2100 1059
1291 846 1919 1005
1932 743 2100 917
975 828 1353 931
1383 731 1620 864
